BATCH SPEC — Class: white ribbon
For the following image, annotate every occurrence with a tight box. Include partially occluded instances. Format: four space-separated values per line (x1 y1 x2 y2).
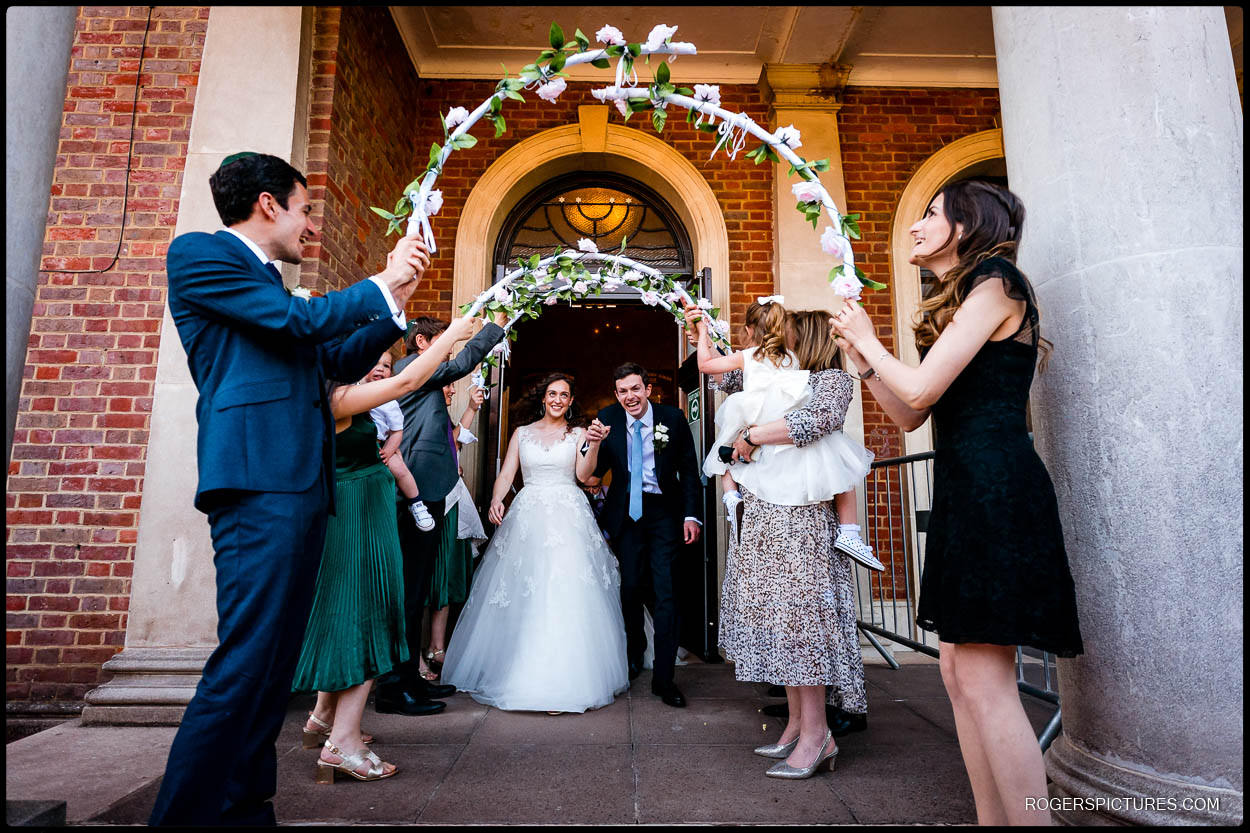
711 112 751 161
406 181 437 254
757 294 785 306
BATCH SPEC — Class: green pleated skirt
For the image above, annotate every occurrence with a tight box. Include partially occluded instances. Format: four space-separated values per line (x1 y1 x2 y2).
429 503 475 610
291 463 409 693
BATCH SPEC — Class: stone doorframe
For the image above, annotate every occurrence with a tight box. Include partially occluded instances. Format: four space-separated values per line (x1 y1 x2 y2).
448 106 730 497
889 128 1005 459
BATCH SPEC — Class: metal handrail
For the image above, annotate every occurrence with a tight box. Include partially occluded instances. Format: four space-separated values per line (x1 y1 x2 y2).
853 450 1063 750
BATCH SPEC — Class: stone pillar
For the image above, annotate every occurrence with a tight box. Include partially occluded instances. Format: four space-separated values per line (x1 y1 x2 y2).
760 63 864 447
993 6 1242 825
5 6 77 464
82 6 309 725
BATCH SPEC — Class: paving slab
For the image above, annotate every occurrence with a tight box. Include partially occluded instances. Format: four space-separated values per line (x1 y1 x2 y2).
17 657 1010 826
273 742 463 824
634 743 856 825
471 693 630 745
830 735 976 825
4 720 176 824
418 742 636 824
630 694 778 746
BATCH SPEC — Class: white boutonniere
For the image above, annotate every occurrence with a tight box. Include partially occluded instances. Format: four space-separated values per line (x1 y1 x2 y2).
653 422 671 452
289 285 313 301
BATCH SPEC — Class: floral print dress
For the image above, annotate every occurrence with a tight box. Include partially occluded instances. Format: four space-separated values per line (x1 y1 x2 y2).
713 368 867 714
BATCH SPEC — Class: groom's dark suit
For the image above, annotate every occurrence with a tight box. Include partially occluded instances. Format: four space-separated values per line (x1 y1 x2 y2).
594 401 701 687
150 229 403 826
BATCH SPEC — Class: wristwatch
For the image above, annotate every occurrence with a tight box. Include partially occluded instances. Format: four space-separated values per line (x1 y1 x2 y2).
742 427 759 447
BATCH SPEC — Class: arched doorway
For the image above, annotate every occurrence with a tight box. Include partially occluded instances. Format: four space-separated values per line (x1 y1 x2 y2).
480 172 697 483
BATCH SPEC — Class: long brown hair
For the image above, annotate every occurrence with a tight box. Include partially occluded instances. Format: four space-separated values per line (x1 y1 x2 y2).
912 179 1052 370
510 372 586 435
790 310 842 372
743 299 789 368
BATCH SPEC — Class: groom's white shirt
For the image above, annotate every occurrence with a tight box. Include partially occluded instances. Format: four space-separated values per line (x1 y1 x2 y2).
624 403 661 494
624 402 701 526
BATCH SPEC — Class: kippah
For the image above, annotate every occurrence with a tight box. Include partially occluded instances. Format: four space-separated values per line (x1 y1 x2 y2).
218 151 259 169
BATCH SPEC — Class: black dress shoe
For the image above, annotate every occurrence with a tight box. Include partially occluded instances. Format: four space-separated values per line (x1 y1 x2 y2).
766 685 786 697
759 702 867 736
374 688 447 716
407 677 456 699
828 707 867 737
651 680 686 708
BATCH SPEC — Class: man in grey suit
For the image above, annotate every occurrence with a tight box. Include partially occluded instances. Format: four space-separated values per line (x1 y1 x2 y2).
374 313 507 715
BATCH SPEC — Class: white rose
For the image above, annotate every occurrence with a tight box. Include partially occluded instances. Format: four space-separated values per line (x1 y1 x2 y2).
544 295 559 306
577 238 599 253
536 77 567 104
424 189 443 216
820 226 854 261
531 267 549 281
831 268 862 300
693 84 720 107
572 280 588 295
492 283 512 305
713 318 731 338
445 106 469 129
622 269 644 284
792 181 824 204
601 278 623 292
639 290 660 306
596 25 626 45
774 124 802 150
644 24 678 51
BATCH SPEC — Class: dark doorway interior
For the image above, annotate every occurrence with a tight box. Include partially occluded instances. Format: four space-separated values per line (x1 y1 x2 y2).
479 300 681 481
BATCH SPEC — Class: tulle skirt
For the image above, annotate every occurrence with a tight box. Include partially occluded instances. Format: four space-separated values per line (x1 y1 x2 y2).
440 482 629 712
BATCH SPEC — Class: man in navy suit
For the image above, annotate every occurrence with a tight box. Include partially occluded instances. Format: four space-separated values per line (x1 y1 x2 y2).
149 152 427 826
583 362 702 708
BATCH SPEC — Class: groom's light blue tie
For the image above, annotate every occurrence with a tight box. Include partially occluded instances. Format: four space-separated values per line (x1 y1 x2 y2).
629 419 644 522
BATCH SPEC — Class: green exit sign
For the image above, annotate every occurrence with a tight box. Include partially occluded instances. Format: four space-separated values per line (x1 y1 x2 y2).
687 389 700 421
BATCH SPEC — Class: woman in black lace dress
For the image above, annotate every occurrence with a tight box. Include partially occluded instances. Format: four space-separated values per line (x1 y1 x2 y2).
831 179 1082 826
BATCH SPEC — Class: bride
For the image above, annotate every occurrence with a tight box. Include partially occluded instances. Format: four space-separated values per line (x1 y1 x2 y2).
441 373 629 712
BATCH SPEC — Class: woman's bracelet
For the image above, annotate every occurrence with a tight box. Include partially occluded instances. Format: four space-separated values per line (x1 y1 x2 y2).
856 367 877 382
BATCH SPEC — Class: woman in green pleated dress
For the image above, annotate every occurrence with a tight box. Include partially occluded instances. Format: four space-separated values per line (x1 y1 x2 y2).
289 315 477 784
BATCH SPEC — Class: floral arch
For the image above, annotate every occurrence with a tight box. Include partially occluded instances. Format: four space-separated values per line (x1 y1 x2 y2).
374 22 883 371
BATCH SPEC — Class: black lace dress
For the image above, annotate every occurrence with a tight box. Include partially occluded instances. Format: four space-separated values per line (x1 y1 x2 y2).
917 257 1084 657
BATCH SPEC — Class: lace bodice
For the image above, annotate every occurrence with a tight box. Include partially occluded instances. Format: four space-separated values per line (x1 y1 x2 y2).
517 425 585 488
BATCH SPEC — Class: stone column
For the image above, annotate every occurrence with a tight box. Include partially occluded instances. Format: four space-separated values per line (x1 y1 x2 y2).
5 6 77 464
82 6 309 725
760 63 865 446
993 6 1242 825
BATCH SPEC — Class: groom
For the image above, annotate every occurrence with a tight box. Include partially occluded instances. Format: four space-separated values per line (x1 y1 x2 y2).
586 362 702 707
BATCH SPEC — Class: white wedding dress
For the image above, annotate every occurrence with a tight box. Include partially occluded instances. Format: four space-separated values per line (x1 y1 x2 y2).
441 425 630 712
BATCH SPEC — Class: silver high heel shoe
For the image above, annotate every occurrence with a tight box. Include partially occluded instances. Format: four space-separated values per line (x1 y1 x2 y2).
753 736 799 759
765 730 837 779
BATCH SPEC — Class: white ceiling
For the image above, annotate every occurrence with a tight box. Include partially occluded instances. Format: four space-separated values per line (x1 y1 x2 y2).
390 5 999 87
391 6 1243 90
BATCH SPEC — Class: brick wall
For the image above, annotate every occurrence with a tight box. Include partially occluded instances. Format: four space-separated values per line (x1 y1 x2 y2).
840 86 1001 458
404 80 774 330
5 6 208 705
300 6 422 302
838 87 1002 586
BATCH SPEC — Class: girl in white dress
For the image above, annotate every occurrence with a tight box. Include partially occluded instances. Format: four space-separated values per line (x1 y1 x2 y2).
440 374 629 713
698 297 874 511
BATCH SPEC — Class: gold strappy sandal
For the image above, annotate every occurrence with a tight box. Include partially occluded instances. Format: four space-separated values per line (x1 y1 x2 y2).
302 712 375 749
315 741 397 784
